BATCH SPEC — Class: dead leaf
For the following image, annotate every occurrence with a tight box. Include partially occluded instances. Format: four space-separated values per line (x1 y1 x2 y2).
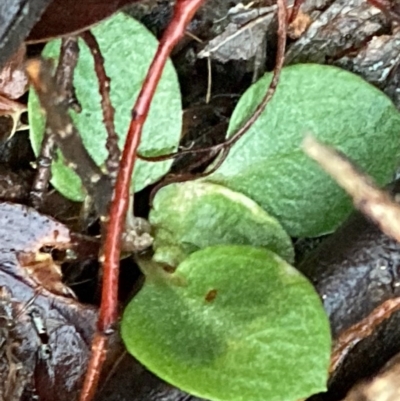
0 202 72 295
0 202 101 400
0 167 32 202
0 271 97 401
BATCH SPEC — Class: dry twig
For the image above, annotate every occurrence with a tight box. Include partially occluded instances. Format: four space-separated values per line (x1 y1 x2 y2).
303 135 400 375
342 350 400 401
27 59 113 219
30 37 80 208
303 135 400 244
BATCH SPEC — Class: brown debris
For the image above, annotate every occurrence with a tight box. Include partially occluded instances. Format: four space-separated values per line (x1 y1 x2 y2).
288 10 312 39
0 202 99 401
0 202 73 295
0 96 28 141
0 46 29 141
17 252 75 298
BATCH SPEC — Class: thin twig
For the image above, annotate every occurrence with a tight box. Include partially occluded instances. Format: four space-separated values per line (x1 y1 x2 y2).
206 56 212 104
81 31 120 183
137 0 288 163
145 0 288 202
78 1 206 400
330 297 400 374
30 134 56 208
99 0 205 331
149 147 230 204
303 135 400 244
30 37 80 208
55 37 81 112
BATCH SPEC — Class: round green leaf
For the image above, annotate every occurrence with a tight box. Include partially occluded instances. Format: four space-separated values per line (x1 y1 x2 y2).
122 245 331 401
207 64 400 237
150 181 294 265
28 12 182 201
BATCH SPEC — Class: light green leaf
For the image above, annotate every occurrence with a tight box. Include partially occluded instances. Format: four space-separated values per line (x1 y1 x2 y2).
207 64 400 237
28 12 182 201
122 245 331 401
150 181 294 265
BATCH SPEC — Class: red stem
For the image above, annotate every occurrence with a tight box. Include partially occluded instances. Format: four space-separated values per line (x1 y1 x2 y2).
99 0 206 332
79 1 206 400
81 30 121 182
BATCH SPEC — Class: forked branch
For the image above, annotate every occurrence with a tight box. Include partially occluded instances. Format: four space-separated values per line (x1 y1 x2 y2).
79 1 207 400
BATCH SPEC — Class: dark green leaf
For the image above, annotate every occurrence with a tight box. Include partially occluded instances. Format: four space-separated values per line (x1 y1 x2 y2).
122 245 331 401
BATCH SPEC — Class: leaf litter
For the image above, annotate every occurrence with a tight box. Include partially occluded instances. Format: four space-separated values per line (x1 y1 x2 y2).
0 201 98 401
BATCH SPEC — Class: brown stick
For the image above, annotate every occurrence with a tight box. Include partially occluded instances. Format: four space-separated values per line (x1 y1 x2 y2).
30 37 80 208
303 135 400 244
27 59 113 220
55 36 81 111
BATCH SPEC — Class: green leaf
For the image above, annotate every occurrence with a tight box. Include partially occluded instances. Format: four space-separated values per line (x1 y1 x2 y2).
28 12 182 201
122 245 331 401
206 64 400 237
150 181 294 265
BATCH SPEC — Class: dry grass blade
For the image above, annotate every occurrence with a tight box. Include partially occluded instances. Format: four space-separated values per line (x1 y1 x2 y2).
303 135 400 244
